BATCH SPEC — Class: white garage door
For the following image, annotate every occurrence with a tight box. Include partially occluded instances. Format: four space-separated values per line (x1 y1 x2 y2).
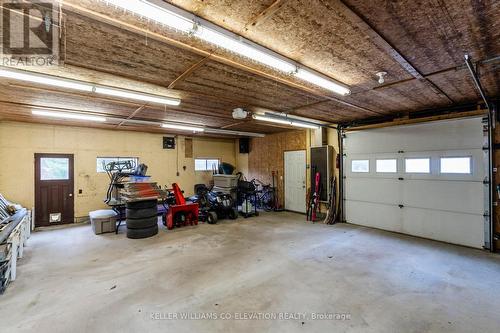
344 117 489 249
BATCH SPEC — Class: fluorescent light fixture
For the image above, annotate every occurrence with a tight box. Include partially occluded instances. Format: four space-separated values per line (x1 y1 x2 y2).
204 128 265 138
253 114 291 125
290 121 320 129
295 69 350 95
0 68 94 92
162 123 205 132
95 87 181 106
100 1 351 96
195 26 297 73
105 0 194 32
253 114 321 129
32 110 106 122
0 67 182 106
108 117 263 137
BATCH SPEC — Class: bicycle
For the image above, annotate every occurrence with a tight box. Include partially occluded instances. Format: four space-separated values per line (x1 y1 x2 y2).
251 179 276 212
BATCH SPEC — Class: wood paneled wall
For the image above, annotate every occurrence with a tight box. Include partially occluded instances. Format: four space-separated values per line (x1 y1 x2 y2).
247 130 307 208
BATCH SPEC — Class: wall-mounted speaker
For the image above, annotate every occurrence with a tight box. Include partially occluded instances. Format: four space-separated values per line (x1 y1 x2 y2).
239 138 249 154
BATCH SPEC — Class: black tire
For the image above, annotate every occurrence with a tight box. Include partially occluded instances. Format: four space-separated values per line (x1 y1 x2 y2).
126 207 157 219
126 216 158 229
126 200 157 210
207 211 218 224
126 224 158 239
228 208 238 220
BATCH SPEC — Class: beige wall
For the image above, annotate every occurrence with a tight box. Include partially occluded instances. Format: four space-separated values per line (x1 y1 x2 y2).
0 121 237 218
235 150 249 178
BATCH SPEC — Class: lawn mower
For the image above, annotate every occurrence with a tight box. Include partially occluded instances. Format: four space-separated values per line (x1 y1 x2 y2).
187 184 218 224
208 189 238 220
188 184 238 222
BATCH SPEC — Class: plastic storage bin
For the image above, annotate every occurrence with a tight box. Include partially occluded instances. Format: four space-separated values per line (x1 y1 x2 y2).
89 210 118 235
213 175 239 188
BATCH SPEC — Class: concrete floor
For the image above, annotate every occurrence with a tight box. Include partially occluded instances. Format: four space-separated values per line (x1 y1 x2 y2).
1 212 500 333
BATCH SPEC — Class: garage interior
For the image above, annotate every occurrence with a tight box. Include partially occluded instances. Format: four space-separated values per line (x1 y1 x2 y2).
0 0 499 332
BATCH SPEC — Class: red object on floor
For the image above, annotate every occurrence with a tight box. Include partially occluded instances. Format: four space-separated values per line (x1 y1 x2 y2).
311 172 321 222
172 183 186 205
164 183 199 230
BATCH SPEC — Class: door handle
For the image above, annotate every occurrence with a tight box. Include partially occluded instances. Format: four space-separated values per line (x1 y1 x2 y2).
69 193 73 197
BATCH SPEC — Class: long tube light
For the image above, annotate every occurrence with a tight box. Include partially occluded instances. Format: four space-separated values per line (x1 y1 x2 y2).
161 123 205 132
0 68 94 92
105 0 194 33
290 121 321 129
32 110 106 122
252 114 320 129
110 117 264 137
204 128 265 138
0 67 181 106
253 114 292 125
101 0 351 96
194 26 297 73
295 69 351 96
95 87 181 106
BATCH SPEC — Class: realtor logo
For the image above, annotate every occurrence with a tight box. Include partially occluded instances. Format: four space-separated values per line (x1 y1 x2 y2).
1 0 60 66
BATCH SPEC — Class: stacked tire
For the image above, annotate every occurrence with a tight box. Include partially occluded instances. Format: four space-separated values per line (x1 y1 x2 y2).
126 200 158 239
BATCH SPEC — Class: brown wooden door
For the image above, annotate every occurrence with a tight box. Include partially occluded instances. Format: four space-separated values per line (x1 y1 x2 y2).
35 153 74 227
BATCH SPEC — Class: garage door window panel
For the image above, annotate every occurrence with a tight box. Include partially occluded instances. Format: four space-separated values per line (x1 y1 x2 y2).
440 157 472 174
405 158 430 174
376 159 397 173
352 160 370 173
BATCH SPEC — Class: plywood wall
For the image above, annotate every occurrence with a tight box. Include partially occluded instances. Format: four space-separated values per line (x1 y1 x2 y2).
0 121 237 219
247 130 307 208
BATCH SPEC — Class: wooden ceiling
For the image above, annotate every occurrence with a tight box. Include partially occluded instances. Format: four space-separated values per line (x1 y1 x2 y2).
0 0 498 135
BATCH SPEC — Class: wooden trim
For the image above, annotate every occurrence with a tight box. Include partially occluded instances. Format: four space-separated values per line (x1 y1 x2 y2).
116 105 147 127
289 100 331 113
220 121 246 129
168 56 211 89
245 0 289 29
345 109 488 131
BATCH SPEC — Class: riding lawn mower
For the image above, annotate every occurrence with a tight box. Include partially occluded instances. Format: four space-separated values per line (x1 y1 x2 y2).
188 184 238 223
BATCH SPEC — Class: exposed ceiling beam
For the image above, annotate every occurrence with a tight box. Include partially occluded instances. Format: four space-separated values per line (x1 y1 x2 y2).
116 104 147 128
245 0 289 29
61 61 384 119
337 0 454 104
5 82 234 121
61 2 381 116
0 101 267 137
168 55 211 89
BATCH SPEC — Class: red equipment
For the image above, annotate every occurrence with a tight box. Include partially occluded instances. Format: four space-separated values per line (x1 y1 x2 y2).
164 183 199 230
307 171 321 222
311 172 321 221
